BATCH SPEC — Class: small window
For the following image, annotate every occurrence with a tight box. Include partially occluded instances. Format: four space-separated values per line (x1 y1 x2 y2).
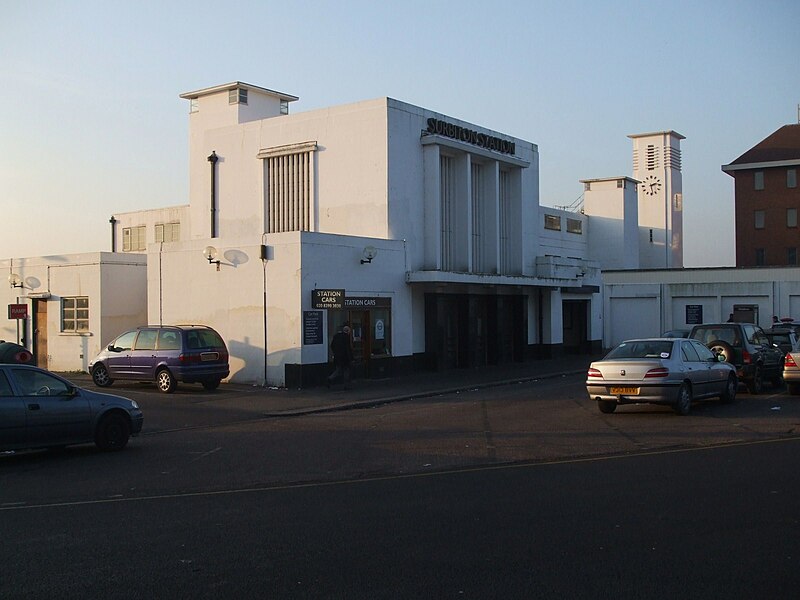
122 226 146 252
155 222 180 243
228 88 247 105
544 214 561 231
789 169 797 189
788 248 797 266
584 182 591 191
788 208 797 228
754 171 764 191
62 297 89 332
616 179 624 189
566 218 582 234
190 98 199 113
280 100 289 115
756 248 765 266
754 210 765 229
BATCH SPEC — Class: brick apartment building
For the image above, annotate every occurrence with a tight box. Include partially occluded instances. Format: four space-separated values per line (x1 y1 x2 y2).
723 124 800 266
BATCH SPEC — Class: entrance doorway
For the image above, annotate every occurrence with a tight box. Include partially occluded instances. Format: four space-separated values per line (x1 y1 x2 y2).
425 293 525 370
562 299 589 354
33 299 48 368
327 306 392 378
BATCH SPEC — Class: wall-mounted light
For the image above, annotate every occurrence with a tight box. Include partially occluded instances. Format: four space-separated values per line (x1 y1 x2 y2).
8 273 25 288
203 246 221 271
360 246 377 264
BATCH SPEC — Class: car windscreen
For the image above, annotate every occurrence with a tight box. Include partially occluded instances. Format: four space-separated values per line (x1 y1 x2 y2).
605 340 674 360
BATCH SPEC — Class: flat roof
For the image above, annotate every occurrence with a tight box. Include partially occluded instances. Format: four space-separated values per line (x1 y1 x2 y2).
179 81 299 102
627 130 686 140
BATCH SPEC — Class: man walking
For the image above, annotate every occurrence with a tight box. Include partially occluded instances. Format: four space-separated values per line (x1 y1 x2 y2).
327 325 353 388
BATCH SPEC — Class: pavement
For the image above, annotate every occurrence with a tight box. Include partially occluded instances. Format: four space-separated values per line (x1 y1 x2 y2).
61 354 598 418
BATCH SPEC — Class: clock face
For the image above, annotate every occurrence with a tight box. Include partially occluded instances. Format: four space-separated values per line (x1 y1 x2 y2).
642 175 662 196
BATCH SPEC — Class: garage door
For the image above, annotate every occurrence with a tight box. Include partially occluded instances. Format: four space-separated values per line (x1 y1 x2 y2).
609 297 659 347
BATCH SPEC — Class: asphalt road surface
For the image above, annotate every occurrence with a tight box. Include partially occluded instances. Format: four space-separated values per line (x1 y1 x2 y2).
2 376 799 598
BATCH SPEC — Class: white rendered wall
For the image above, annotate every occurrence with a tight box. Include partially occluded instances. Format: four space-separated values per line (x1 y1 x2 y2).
1 254 147 372
112 205 191 252
602 267 800 348
582 180 640 269
149 231 409 386
187 98 391 244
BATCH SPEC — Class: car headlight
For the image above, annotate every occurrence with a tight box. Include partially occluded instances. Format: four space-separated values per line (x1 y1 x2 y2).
130 400 140 410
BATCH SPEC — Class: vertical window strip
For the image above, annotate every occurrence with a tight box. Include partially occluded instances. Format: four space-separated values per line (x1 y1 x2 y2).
267 152 312 233
471 164 483 273
499 171 509 274
440 156 453 271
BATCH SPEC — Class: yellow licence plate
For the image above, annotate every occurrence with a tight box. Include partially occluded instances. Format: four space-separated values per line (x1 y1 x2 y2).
610 387 639 395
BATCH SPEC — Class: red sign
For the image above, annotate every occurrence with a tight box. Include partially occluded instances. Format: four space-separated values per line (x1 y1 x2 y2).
8 304 27 319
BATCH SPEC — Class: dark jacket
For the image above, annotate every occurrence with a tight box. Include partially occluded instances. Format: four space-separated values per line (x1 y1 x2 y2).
330 331 353 366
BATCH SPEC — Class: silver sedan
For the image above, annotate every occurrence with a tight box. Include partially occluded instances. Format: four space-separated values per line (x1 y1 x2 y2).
586 338 738 415
0 364 143 453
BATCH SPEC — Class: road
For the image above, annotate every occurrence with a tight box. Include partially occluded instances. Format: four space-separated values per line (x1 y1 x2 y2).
2 375 799 598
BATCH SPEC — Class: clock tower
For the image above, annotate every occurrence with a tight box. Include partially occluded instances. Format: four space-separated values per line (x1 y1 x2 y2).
628 131 685 268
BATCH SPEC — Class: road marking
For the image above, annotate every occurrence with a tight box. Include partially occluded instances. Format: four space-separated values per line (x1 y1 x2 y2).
2 436 799 512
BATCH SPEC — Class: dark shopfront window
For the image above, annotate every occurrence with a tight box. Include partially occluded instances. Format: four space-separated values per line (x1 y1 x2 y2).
328 308 392 364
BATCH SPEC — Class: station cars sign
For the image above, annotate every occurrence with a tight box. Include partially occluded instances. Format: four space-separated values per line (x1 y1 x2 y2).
312 290 391 310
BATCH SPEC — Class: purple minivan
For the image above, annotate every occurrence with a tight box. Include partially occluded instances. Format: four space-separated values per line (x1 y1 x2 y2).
88 325 230 393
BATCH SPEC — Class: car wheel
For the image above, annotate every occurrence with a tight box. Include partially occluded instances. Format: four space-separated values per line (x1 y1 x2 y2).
94 413 130 451
202 379 221 391
787 382 800 395
598 400 617 414
91 364 114 387
674 383 692 415
720 375 737 403
707 340 734 363
746 367 763 395
156 368 176 394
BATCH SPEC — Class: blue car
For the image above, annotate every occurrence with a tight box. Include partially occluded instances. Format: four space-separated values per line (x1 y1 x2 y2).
0 364 142 452
88 325 230 393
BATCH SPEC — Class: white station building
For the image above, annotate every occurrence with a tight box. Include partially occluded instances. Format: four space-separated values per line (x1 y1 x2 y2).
11 81 787 387
4 82 610 385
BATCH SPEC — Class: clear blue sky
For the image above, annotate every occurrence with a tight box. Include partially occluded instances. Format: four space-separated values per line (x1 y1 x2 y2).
1 0 798 266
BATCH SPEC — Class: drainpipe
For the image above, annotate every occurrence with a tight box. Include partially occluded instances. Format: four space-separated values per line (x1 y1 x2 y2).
208 151 218 238
109 216 117 252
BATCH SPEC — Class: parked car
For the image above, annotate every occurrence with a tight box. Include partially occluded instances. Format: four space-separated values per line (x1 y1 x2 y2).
0 364 142 452
586 337 737 415
783 352 800 395
0 341 33 364
771 321 800 338
688 323 784 394
662 329 690 338
88 325 230 393
764 328 800 355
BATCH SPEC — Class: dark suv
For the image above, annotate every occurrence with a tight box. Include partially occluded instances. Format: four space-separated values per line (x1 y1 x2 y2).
688 323 784 394
88 325 230 393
